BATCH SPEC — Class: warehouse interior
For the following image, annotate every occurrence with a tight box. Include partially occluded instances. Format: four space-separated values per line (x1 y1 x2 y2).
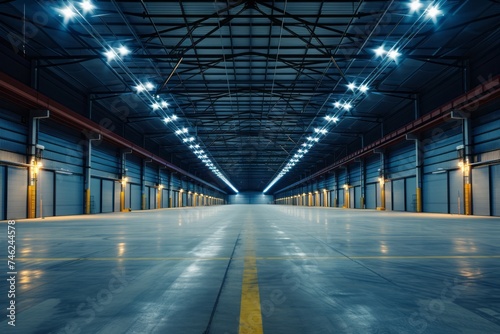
0 0 499 333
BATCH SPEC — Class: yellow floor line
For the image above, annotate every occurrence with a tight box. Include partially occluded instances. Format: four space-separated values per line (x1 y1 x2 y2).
239 223 264 334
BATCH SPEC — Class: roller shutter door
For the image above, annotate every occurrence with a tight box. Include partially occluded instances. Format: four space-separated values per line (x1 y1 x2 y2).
114 182 121 212
338 189 344 207
449 170 463 214
365 183 376 209
472 166 490 216
405 177 417 212
102 179 113 213
7 166 28 219
354 186 361 208
423 173 448 214
55 174 83 216
130 184 141 210
492 165 500 216
385 181 392 211
392 179 405 211
38 170 54 217
91 178 101 213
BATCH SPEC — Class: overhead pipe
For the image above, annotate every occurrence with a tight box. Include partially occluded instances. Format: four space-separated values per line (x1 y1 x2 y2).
276 74 500 194
0 71 226 194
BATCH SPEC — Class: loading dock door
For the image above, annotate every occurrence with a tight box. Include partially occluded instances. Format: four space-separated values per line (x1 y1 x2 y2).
55 174 83 216
472 166 490 216
423 173 448 214
102 180 113 213
405 177 417 212
365 183 376 209
492 165 500 216
7 166 28 219
449 170 463 214
392 179 405 211
39 170 54 217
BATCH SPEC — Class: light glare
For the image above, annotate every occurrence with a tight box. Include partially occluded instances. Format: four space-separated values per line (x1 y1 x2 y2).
80 0 95 12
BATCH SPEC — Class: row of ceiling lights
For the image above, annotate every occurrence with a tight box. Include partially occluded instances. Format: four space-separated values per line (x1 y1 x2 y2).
263 0 444 193
56 0 239 193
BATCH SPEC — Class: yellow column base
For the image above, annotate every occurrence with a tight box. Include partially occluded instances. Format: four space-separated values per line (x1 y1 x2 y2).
28 185 36 218
464 183 472 215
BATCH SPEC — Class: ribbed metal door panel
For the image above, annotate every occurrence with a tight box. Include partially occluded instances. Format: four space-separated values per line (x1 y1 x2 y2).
149 186 156 209
114 182 120 212
405 177 416 212
338 189 344 207
0 166 5 220
125 183 131 209
449 170 463 214
91 178 101 213
354 186 361 208
392 179 405 211
143 187 149 209
7 166 27 219
55 174 83 216
130 184 141 210
423 173 448 214
162 189 169 208
38 170 54 217
102 179 113 213
349 187 355 208
385 181 392 211
492 165 500 216
472 166 490 216
365 183 376 209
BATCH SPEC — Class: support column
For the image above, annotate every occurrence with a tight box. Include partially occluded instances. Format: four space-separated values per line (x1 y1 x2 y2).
84 133 101 214
374 149 386 211
406 134 423 212
141 159 151 210
28 110 49 218
355 158 365 209
120 149 132 212
452 110 472 215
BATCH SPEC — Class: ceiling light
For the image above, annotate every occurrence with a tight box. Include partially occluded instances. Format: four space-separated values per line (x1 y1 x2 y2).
347 83 356 91
104 49 117 62
426 5 442 19
118 46 130 57
315 128 328 135
334 101 342 108
80 0 95 12
161 101 169 108
152 102 160 110
301 143 308 147
359 84 369 93
387 49 401 61
175 129 183 135
144 82 155 91
135 84 145 93
409 0 423 12
343 103 353 111
325 115 339 123
374 46 386 57
59 6 76 20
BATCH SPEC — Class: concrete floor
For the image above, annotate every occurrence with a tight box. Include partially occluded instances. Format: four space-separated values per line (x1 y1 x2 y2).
1 205 500 334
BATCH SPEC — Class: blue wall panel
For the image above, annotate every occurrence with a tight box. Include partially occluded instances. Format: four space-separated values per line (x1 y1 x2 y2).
387 143 415 180
0 108 27 155
473 109 500 155
92 143 119 179
125 156 141 185
91 177 101 213
229 192 273 204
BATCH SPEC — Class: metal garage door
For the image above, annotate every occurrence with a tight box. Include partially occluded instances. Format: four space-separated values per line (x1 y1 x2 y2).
149 186 156 209
423 173 448 214
492 165 500 216
385 181 392 211
7 166 28 219
102 179 113 213
365 183 376 209
338 189 344 207
472 166 490 216
354 186 361 208
38 170 54 217
449 170 463 214
125 183 131 209
392 179 405 211
91 177 101 213
162 189 169 208
130 184 141 210
405 177 417 212
56 174 83 216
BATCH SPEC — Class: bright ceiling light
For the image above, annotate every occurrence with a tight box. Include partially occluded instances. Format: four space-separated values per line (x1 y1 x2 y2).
59 6 76 20
359 84 369 93
409 0 423 12
325 115 339 123
134 84 145 92
161 101 169 108
315 128 328 135
175 129 183 135
374 46 386 57
152 102 160 110
426 5 442 19
333 101 342 108
347 83 357 91
388 49 401 61
80 0 95 12
144 82 155 91
343 103 353 111
104 49 117 62
118 46 130 57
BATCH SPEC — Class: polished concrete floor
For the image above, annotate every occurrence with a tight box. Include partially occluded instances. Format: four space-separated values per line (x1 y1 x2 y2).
1 205 500 334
